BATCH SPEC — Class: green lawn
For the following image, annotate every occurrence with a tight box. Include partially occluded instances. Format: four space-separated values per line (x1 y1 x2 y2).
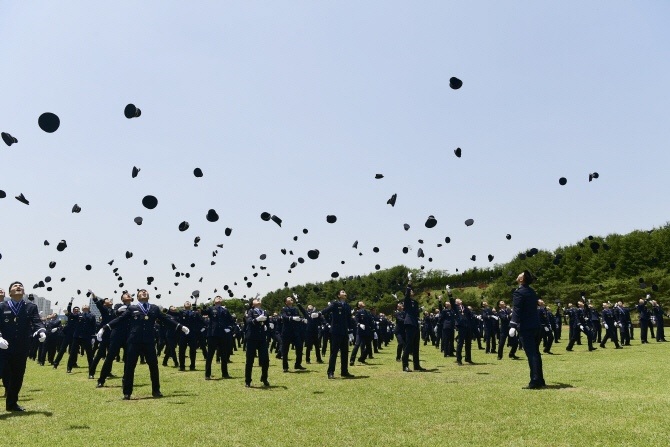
2 334 668 447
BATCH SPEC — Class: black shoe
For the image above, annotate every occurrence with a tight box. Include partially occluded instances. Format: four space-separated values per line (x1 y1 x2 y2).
316 360 324 364
306 360 311 364
415 366 427 371
96 382 104 388
179 367 185 371
245 383 251 388
522 384 545 390
190 366 196 371
565 348 573 351
327 373 335 379
615 346 623 349
205 376 212 380
341 372 355 378
294 365 306 370
67 369 72 374
6 405 26 412
466 360 475 364
396 358 401 362
152 392 163 398
599 344 605 348
349 361 354 367
589 347 597 351
456 360 463 365
283 369 289 373
122 395 131 400
497 357 503 360
509 355 520 359
403 367 411 372
88 375 94 379
262 380 270 387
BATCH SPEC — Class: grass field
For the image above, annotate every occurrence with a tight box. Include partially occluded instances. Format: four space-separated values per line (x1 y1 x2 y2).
2 333 669 447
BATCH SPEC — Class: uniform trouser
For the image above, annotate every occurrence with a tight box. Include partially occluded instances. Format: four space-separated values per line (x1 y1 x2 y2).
1 349 29 409
402 325 420 369
639 321 650 342
205 336 230 377
245 338 269 384
484 326 497 353
198 335 209 358
321 332 330 356
305 332 322 362
350 334 371 363
327 334 349 375
91 337 110 375
554 321 562 341
590 322 601 343
46 337 59 363
601 326 620 347
456 326 472 362
656 322 665 341
98 335 125 384
619 325 631 345
68 337 94 373
123 342 160 396
395 332 405 360
281 334 304 370
53 336 73 366
520 329 544 386
541 327 554 352
162 337 178 366
566 326 594 350
178 336 199 368
37 339 48 364
498 329 509 359
442 328 455 357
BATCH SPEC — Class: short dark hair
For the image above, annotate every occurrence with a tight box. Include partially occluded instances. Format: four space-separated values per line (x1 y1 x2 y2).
522 270 534 285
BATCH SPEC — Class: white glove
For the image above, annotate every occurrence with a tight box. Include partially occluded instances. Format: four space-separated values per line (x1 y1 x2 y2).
311 312 319 319
646 294 651 300
0 337 8 349
181 326 190 335
96 328 105 342
224 328 231 333
292 316 301 321
359 324 366 330
39 332 47 343
51 327 58 333
302 319 308 324
200 328 206 332
544 327 550 332
408 272 412 280
269 323 275 329
348 334 354 343
255 315 267 322
446 285 451 292
508 328 517 338
117 305 128 314
579 325 584 331
604 323 609 329
492 315 499 320
374 332 378 340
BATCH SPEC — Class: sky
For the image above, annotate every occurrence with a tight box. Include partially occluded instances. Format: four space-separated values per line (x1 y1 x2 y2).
1 1 669 310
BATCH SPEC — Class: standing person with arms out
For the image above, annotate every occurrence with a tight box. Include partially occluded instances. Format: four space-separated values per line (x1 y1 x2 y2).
449 286 473 366
201 296 235 380
437 295 455 358
244 299 270 387
401 274 425 372
537 300 554 355
509 271 545 389
320 290 354 379
304 305 324 364
350 301 374 366
90 292 114 377
599 302 622 349
177 300 205 371
0 281 46 411
636 296 652 344
496 300 519 360
97 289 189 399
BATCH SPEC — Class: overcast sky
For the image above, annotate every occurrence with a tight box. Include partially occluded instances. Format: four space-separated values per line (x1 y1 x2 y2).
1 1 669 309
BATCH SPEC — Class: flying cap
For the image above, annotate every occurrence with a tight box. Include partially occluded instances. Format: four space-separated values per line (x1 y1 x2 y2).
179 221 190 232
142 195 158 209
454 147 462 158
206 209 219 222
15 193 29 205
38 112 60 133
124 104 141 119
326 215 337 224
72 204 81 213
449 77 463 90
425 215 437 229
387 194 397 207
1 132 18 146
194 168 204 178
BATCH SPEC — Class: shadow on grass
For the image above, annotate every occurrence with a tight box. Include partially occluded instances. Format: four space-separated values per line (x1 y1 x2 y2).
0 410 54 420
66 424 91 430
545 383 574 390
340 375 370 380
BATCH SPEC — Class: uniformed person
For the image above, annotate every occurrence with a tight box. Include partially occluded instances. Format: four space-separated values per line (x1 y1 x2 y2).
393 302 406 362
201 296 235 379
177 300 205 371
449 286 473 365
401 275 425 372
320 290 354 379
600 302 622 349
97 292 133 387
280 296 308 372
0 281 46 411
90 293 114 376
67 303 97 376
97 289 189 399
244 299 270 387
349 301 374 366
437 296 455 357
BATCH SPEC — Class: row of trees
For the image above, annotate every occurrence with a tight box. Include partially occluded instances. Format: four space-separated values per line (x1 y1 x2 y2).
256 223 670 314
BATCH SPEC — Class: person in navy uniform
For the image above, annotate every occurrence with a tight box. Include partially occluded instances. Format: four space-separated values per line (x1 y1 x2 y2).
393 302 406 361
350 301 374 366
496 300 518 360
509 271 545 389
177 300 205 371
599 302 622 349
651 300 666 342
280 295 308 372
566 301 596 351
39 313 61 366
201 296 235 379
90 293 114 376
304 304 324 364
614 301 631 346
66 303 97 376
480 301 497 354
401 274 425 372
244 299 270 387
437 295 455 357
320 290 354 379
0 281 46 411
637 296 652 344
448 286 473 365
537 300 554 354
52 299 77 369
97 292 133 387
97 289 189 399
